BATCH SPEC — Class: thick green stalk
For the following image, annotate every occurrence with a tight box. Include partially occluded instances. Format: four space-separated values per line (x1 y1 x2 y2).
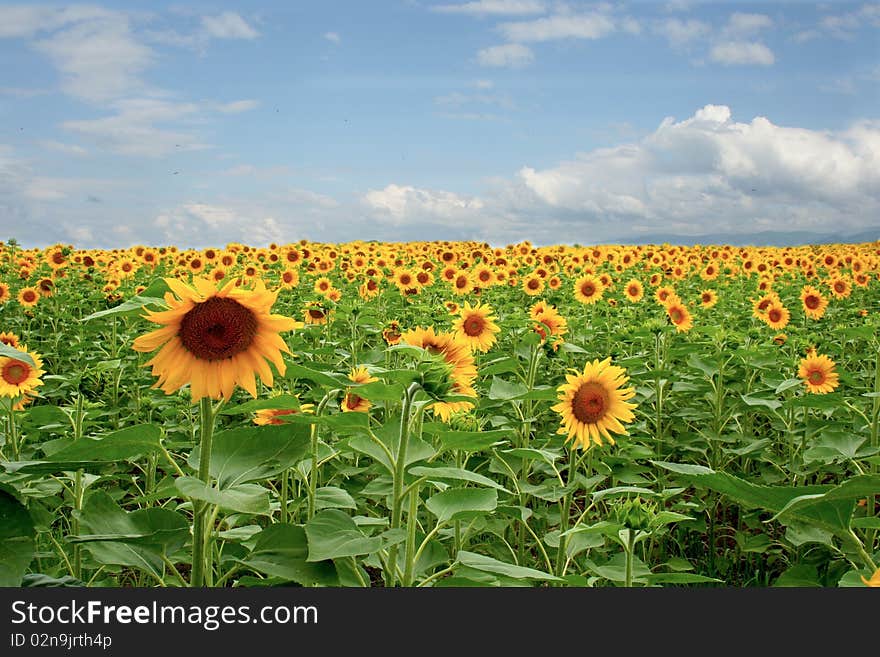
190 397 215 587
306 392 334 521
71 394 85 581
517 343 541 564
402 481 420 587
868 347 880 553
624 529 637 588
555 446 578 578
5 400 19 461
387 382 418 586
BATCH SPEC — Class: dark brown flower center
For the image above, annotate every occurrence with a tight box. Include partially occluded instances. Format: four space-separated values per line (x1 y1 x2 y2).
581 282 595 296
308 309 325 320
346 394 363 410
804 295 820 310
2 361 28 385
462 315 486 337
179 297 258 361
768 308 782 322
22 290 36 302
808 369 824 385
572 382 609 424
670 308 684 323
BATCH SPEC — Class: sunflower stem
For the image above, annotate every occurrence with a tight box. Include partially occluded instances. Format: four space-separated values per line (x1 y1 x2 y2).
307 392 334 522
71 393 85 582
388 382 418 587
868 345 880 553
624 528 637 588
555 445 578 579
402 480 420 587
5 398 19 461
191 397 215 587
517 342 541 565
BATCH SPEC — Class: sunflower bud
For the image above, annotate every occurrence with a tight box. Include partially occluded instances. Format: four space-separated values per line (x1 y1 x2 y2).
417 351 456 400
614 497 654 532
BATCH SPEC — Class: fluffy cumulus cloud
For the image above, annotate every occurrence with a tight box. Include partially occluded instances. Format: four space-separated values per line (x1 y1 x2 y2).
709 41 775 66
514 105 880 239
364 184 485 225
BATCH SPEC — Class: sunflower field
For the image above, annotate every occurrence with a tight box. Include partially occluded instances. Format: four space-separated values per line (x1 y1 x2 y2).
1 239 878 588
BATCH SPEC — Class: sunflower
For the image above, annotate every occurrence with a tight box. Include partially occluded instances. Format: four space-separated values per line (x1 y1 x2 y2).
0 332 20 348
828 276 851 299
313 276 333 294
0 283 9 303
453 302 500 353
342 366 378 413
551 357 637 450
655 285 675 305
253 402 314 425
0 346 45 398
532 305 568 344
693 290 714 310
573 274 604 304
303 301 331 325
400 326 477 421
763 302 790 330
862 567 880 587
17 287 40 308
665 297 693 332
132 277 300 402
623 279 644 303
451 271 474 296
382 320 403 345
522 274 544 296
798 351 839 394
800 285 828 320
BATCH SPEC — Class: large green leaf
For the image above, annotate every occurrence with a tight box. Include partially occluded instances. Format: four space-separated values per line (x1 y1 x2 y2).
3 424 162 474
410 465 511 493
305 510 383 562
189 423 310 488
0 342 36 366
175 477 270 515
238 524 338 586
81 288 169 322
0 485 35 586
75 491 188 580
314 486 357 510
425 487 497 523
422 423 512 452
455 551 562 582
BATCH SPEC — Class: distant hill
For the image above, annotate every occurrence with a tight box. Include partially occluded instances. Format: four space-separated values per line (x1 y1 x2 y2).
612 227 880 247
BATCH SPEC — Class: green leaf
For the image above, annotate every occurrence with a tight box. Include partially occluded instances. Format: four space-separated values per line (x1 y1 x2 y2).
175 477 270 515
410 465 511 493
773 565 821 587
314 486 357 510
0 342 35 366
644 573 723 585
488 377 528 401
3 424 162 474
0 486 35 586
76 491 188 580
305 510 383 562
239 524 338 586
740 394 782 410
771 475 880 524
456 551 562 582
220 395 308 415
775 378 804 394
81 295 167 322
592 486 659 501
425 487 497 523
286 363 350 388
189 423 310 489
423 424 511 453
351 380 405 402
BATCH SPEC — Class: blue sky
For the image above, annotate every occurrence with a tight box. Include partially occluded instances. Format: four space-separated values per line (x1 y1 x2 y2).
0 1 878 248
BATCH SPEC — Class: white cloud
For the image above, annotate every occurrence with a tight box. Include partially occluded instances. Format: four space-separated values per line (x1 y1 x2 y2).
200 12 258 40
62 99 209 157
432 1 547 16
513 105 880 238
0 5 112 38
477 43 534 67
710 41 775 66
323 31 341 44
39 140 88 156
213 99 260 113
32 12 154 103
653 18 712 48
722 12 774 38
498 12 617 42
364 184 484 225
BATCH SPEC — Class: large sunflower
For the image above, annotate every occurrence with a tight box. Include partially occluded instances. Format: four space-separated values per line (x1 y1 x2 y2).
0 346 45 398
798 351 839 394
552 357 637 450
763 302 790 330
664 296 693 333
132 277 300 402
573 274 604 304
453 302 500 353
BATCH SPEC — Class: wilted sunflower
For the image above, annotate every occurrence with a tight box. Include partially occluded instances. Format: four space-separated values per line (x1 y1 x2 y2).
342 366 378 413
453 302 500 353
798 351 839 394
800 285 828 320
0 346 45 398
132 277 300 402
552 357 637 450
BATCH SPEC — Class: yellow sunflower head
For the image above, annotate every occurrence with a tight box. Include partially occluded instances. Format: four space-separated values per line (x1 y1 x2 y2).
342 366 379 413
453 302 501 353
551 357 637 450
132 277 300 402
0 346 45 399
798 352 839 394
